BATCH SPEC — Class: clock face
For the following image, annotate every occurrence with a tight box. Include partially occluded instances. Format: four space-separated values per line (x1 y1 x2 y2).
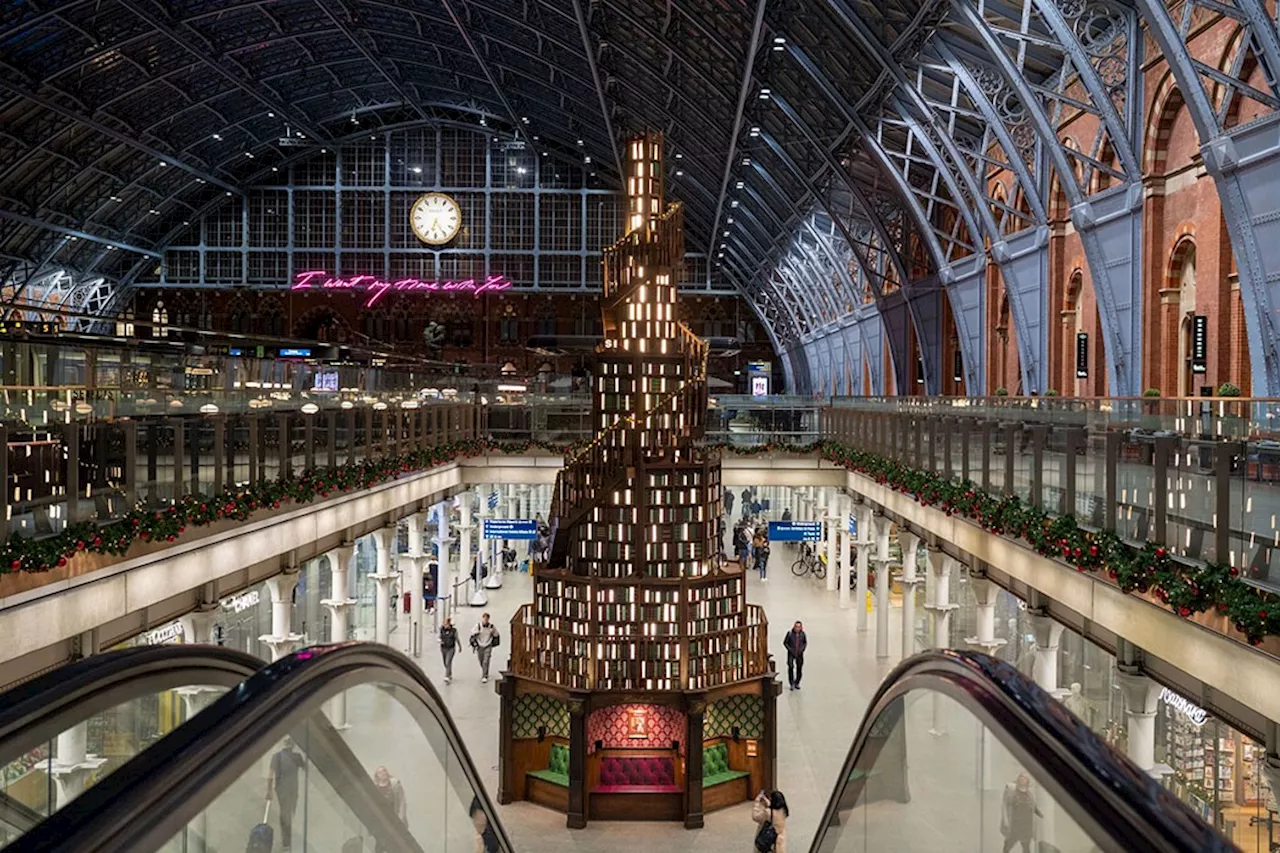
410 193 462 245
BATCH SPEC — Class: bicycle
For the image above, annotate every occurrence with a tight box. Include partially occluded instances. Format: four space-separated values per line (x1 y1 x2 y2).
791 542 827 579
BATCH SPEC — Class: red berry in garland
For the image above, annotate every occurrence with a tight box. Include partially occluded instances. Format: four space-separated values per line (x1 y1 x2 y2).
1155 547 1167 559
9 559 20 571
56 557 67 568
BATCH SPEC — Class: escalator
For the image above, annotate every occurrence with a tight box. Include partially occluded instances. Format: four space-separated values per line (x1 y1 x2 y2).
0 645 262 847
5 643 513 853
0 644 1235 852
810 650 1235 853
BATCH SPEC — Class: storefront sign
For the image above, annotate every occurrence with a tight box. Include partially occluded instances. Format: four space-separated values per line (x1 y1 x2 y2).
768 521 822 542
1191 315 1208 374
482 519 538 540
1076 333 1089 379
1160 686 1208 727
220 590 261 614
750 376 769 397
291 270 512 307
144 621 184 645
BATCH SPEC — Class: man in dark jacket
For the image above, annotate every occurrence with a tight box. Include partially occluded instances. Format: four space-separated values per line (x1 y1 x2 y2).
783 621 807 690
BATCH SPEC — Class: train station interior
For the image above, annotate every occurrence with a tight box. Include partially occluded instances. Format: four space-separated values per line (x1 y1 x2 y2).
0 0 1279 851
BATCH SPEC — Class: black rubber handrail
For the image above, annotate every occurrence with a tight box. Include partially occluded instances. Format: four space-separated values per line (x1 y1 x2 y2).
808 650 1235 853
8 642 514 853
0 644 262 772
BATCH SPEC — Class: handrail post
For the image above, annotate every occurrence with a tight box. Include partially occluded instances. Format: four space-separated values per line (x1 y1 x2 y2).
1030 425 1047 510
1003 423 1017 497
64 423 81 523
122 420 137 509
171 418 184 501
1153 435 1174 544
1064 427 1083 517
327 412 338 468
1104 431 1120 532
248 415 260 485
213 415 225 493
1213 442 1236 563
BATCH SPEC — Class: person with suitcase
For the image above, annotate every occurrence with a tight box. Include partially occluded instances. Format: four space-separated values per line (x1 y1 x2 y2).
265 736 304 852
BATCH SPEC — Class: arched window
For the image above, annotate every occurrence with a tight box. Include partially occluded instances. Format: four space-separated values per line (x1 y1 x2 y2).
151 300 169 338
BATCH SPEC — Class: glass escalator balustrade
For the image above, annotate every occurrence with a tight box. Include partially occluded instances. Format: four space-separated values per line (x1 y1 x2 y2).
811 651 1237 853
0 646 261 849
5 643 512 853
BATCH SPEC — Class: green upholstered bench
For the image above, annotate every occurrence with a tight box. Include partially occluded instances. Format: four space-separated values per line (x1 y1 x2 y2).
528 742 570 787
702 743 750 788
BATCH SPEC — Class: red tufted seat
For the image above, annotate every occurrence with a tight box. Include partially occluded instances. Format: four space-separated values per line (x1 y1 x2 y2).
593 755 680 793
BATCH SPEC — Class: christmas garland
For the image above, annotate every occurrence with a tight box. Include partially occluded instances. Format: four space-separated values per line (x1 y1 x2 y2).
815 440 1279 645
0 437 563 577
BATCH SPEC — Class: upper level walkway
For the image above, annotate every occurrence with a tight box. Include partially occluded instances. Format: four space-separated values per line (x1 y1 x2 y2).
0 390 1277 742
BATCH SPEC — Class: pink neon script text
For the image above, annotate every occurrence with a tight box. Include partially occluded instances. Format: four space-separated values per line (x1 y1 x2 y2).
291 271 512 306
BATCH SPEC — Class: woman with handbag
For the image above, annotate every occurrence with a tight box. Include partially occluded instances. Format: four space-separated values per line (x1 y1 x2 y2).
751 789 788 853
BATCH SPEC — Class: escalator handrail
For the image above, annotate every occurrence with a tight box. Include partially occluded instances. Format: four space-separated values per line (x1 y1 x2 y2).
808 650 1234 853
9 643 515 853
0 644 262 770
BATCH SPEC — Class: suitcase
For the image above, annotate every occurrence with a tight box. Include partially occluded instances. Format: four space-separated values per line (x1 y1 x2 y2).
247 802 273 852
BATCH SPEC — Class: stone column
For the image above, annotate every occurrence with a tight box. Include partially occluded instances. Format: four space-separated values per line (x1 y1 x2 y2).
432 499 453 611
1118 670 1162 773
369 527 398 646
260 571 303 662
898 532 921 660
460 492 485 606
51 722 107 808
838 496 852 609
964 578 1007 655
1030 612 1066 697
825 493 840 592
856 509 876 632
824 503 839 591
874 515 891 656
321 546 355 728
481 483 502 589
925 551 958 735
404 511 428 656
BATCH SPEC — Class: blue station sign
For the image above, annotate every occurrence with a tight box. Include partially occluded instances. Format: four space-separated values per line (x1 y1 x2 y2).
767 521 822 542
482 519 539 540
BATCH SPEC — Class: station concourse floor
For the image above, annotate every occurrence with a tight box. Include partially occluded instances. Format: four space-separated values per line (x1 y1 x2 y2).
397 546 902 853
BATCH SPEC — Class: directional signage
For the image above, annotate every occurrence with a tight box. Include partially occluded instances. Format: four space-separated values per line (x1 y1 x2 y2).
483 519 538 540
848 513 857 536
767 521 822 542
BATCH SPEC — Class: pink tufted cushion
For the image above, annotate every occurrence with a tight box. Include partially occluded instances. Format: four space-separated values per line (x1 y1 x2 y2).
596 756 678 792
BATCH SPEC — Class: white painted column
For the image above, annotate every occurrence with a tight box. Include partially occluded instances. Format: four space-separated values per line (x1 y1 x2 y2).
824 504 838 591
874 515 891 655
964 578 1007 654
855 507 874 632
260 571 303 662
432 499 453 610
837 495 851 609
898 532 921 660
926 551 958 736
481 484 503 589
179 604 219 648
51 722 106 808
825 493 840 592
1030 613 1066 696
369 527 398 646
403 511 428 657
321 545 355 727
1118 671 1162 773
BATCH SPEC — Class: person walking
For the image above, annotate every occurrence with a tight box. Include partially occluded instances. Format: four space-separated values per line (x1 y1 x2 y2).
783 621 807 690
723 488 735 520
439 617 459 684
753 531 770 581
265 736 305 852
470 613 500 683
372 766 407 853
751 789 789 853
1000 772 1042 853
740 487 752 519
470 797 501 853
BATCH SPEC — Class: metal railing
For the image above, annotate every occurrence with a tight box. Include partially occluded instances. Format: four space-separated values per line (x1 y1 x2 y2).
822 399 1280 594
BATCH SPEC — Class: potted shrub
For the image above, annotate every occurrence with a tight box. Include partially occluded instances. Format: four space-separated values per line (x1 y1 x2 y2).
994 387 1009 397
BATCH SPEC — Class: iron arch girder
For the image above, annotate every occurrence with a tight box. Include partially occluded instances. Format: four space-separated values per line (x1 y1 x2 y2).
822 0 1006 245
1134 0 1280 394
776 48 947 272
838 319 865 396
949 0 1143 396
799 224 860 311
727 269 797 392
754 128 898 298
941 254 989 394
856 301 889 397
929 40 1048 223
777 257 836 327
756 111 911 289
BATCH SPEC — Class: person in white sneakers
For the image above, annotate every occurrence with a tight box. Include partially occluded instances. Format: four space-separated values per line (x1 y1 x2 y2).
470 613 500 683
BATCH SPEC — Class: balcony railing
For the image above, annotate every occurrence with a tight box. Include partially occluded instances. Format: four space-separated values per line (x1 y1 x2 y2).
822 397 1280 595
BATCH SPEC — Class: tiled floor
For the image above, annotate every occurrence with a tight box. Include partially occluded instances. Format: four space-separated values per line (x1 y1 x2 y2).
393 544 908 853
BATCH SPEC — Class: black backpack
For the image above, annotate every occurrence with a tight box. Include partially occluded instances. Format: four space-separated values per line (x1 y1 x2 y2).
754 809 777 852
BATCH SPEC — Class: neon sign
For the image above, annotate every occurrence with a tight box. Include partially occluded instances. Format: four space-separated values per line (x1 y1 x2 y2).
291 270 512 307
1160 686 1208 727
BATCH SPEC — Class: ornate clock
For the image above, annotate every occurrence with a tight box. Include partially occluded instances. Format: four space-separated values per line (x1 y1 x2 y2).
409 192 462 245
